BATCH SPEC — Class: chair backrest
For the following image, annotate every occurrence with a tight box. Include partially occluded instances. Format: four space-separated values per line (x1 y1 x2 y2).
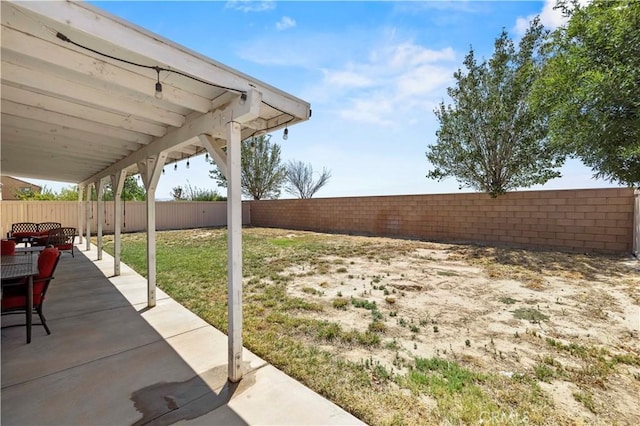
1 239 16 255
12 222 38 233
47 227 76 246
37 222 62 236
11 222 38 237
38 247 61 280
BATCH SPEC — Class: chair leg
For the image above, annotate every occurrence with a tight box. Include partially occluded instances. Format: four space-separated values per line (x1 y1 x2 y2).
36 306 51 335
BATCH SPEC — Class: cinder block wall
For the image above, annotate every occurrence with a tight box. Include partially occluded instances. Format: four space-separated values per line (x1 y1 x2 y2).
249 188 635 254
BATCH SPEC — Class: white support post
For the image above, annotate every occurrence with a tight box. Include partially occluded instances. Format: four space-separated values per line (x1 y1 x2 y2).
96 179 104 260
138 154 167 308
112 170 127 276
227 121 243 382
85 184 92 251
77 185 84 244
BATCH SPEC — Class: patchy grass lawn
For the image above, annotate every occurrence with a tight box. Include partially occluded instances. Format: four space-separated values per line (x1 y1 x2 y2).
101 227 640 425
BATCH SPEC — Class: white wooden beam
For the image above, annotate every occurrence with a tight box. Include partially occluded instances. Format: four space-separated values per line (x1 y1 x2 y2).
85 184 92 252
227 120 243 383
1 61 185 127
1 85 167 137
77 185 84 245
198 134 228 180
1 129 131 161
1 100 153 145
111 170 127 276
81 91 259 186
96 179 105 261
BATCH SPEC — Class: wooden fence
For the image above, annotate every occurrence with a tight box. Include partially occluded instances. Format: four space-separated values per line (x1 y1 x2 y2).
1 201 250 237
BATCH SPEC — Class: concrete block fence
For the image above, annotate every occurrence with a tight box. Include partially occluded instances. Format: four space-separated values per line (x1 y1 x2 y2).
249 188 637 255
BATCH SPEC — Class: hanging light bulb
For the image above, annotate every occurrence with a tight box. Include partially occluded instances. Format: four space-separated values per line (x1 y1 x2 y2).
283 126 289 140
162 168 165 175
186 159 190 169
154 67 163 100
174 163 178 171
205 153 209 162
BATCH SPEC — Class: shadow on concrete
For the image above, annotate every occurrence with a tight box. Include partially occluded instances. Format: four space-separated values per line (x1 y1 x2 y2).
1 248 249 425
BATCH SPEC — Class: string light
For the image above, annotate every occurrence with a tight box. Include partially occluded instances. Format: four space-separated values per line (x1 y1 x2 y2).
205 153 209 162
162 168 165 175
154 66 163 100
186 159 190 169
283 125 289 140
174 163 178 171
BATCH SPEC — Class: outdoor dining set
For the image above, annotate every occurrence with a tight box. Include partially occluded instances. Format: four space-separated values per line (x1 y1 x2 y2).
1 222 78 344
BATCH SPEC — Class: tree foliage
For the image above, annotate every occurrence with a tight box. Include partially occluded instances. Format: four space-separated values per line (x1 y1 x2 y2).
103 176 146 201
210 135 286 200
532 0 640 186
15 185 59 200
426 19 564 197
14 176 146 201
284 160 331 199
171 182 226 201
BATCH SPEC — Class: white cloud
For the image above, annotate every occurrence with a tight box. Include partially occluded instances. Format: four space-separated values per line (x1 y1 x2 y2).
322 40 456 126
321 69 374 89
225 0 275 13
514 0 590 34
276 16 296 31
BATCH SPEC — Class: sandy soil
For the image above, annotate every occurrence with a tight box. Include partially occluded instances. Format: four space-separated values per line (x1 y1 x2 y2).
283 235 640 425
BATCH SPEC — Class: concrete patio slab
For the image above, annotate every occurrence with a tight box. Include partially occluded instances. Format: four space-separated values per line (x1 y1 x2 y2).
1 244 365 425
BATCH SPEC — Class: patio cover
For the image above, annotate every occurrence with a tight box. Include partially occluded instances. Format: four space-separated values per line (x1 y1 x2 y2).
0 1 311 381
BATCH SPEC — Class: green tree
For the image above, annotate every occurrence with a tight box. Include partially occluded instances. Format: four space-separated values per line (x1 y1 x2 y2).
171 182 225 201
426 19 564 197
57 185 81 201
532 0 640 186
210 135 286 200
284 160 331 199
15 185 58 200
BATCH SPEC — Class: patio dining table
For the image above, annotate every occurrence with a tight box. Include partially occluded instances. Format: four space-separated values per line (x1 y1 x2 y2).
1 253 39 344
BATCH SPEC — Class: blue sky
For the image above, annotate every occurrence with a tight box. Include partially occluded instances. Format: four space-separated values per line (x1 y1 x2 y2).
34 0 617 199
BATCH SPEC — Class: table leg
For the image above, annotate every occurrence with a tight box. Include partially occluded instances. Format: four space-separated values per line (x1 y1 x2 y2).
27 275 33 344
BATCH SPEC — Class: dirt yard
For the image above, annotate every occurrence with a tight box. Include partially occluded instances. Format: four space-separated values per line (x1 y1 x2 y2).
281 234 640 425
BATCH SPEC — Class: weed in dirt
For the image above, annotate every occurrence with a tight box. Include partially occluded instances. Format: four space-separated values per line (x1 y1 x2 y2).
336 267 348 273
499 296 518 305
573 391 598 413
333 297 349 310
385 339 401 351
352 298 377 311
302 286 322 296
437 270 459 277
512 308 549 323
369 321 387 333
